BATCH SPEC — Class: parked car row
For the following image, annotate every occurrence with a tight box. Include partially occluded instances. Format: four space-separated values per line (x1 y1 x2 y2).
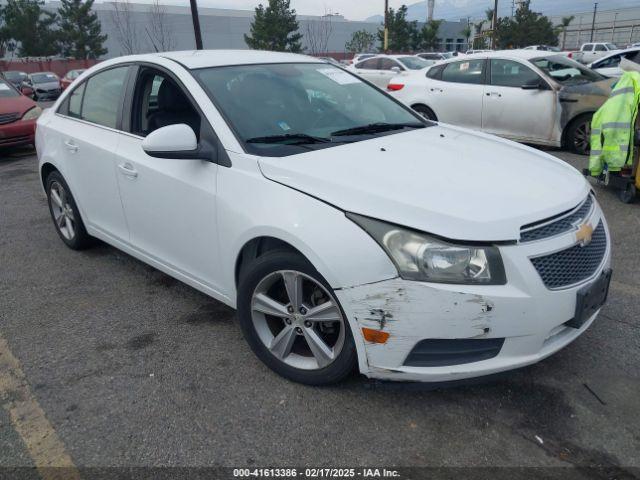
0 68 85 102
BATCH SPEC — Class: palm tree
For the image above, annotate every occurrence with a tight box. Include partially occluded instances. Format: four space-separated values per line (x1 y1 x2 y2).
559 15 574 50
461 23 472 51
473 21 485 49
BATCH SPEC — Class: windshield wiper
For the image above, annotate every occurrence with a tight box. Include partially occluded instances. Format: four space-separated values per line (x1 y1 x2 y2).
331 122 425 137
245 133 331 145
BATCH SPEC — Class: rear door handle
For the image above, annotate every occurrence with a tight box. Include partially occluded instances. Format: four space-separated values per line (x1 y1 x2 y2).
118 163 138 178
430 88 443 93
486 92 502 97
64 140 78 153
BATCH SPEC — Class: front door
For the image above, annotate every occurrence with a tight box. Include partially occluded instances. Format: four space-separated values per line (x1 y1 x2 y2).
113 68 223 292
482 59 557 143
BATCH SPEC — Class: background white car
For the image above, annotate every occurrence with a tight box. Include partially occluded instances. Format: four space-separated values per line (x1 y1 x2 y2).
571 42 620 64
347 55 434 88
589 47 640 78
387 50 614 154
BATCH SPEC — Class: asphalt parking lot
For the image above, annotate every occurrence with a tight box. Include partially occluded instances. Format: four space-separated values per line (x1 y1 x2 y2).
0 145 639 476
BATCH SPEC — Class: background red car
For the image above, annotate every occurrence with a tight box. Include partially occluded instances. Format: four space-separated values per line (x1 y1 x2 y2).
0 77 41 150
60 69 85 90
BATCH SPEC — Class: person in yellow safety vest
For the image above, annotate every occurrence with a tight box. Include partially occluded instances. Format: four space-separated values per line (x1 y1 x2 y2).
589 71 640 176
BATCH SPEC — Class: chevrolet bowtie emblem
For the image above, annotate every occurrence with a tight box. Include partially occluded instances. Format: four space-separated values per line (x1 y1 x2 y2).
575 223 594 247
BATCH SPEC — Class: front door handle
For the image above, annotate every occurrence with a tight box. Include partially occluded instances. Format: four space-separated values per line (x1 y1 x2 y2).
485 92 502 97
64 140 78 153
118 163 138 178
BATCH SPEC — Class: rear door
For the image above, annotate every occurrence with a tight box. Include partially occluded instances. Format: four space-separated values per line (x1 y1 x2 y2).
426 58 486 129
352 58 382 86
51 66 131 242
482 58 557 143
113 65 224 292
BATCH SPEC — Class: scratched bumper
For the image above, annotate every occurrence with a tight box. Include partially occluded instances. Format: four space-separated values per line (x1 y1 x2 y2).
335 203 611 382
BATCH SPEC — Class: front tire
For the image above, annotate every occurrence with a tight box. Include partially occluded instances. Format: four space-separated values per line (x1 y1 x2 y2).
237 250 357 385
46 171 92 250
565 114 592 155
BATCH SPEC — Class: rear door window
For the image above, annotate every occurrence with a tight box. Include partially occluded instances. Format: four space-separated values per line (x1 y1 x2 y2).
441 59 486 84
356 58 379 70
80 67 129 129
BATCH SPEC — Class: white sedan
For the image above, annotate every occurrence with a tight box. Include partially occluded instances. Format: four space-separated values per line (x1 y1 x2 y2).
387 50 614 154
589 47 640 78
36 50 611 384
347 55 434 88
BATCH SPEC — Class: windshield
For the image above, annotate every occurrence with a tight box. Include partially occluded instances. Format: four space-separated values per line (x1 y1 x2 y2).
3 71 25 82
397 57 431 70
31 73 58 83
0 79 20 98
532 56 605 85
193 63 426 157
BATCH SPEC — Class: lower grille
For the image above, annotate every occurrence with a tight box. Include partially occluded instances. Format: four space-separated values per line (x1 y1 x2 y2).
403 338 505 367
0 112 19 125
531 222 607 289
0 135 32 146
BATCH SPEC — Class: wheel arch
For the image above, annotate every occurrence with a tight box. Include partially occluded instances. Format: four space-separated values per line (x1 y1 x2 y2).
561 111 595 147
235 236 305 288
411 103 438 121
40 162 59 190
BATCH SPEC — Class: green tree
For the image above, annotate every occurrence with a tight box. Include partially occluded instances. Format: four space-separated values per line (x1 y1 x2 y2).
495 0 557 49
377 5 418 52
345 29 376 53
461 23 472 50
418 19 442 51
472 20 485 49
1 0 59 57
58 0 106 59
244 0 303 52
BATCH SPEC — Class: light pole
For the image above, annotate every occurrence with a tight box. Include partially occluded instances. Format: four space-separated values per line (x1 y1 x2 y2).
590 2 598 42
492 0 498 49
383 0 389 52
190 0 204 50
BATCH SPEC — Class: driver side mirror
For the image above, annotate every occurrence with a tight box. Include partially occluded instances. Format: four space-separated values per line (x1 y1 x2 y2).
521 79 546 90
391 66 402 73
21 85 34 97
142 123 200 159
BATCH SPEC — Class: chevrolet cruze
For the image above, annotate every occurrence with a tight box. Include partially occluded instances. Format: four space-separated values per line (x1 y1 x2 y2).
36 51 612 385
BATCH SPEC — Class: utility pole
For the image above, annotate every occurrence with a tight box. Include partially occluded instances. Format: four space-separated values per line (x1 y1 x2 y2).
492 0 498 49
590 2 598 42
189 0 204 50
383 0 389 52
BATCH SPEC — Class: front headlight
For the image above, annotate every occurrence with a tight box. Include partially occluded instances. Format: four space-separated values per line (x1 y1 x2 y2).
347 213 506 285
22 107 42 121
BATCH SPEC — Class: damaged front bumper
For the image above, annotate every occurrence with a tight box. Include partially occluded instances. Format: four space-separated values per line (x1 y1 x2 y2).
335 203 611 382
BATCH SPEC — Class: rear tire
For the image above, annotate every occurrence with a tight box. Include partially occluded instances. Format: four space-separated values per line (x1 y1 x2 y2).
412 104 437 121
237 250 357 385
565 114 592 155
45 171 93 250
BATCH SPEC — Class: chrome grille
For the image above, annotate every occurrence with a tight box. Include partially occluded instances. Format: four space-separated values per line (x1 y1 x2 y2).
531 222 607 289
0 112 19 125
520 195 593 242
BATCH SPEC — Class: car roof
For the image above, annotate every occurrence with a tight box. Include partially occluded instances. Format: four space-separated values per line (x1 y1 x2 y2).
445 49 560 62
157 50 323 69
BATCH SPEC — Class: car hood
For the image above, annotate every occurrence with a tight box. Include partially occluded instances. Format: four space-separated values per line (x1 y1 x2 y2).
257 125 590 242
1 94 37 116
34 81 60 90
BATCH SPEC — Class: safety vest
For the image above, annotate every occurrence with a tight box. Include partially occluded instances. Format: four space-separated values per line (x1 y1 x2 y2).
589 71 640 176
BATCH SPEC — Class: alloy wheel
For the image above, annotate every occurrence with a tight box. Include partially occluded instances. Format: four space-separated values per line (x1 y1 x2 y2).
49 181 76 241
573 121 591 155
250 270 346 370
